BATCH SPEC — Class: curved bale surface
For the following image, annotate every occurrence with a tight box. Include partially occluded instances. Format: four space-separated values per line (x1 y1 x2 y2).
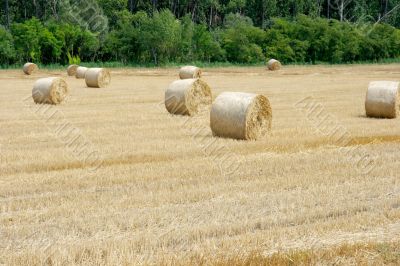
32 77 69 105
85 68 111 88
75 67 88 79
179 66 202 79
165 79 212 116
23 63 38 75
267 59 281 71
365 81 399 119
67 65 79 76
210 92 272 140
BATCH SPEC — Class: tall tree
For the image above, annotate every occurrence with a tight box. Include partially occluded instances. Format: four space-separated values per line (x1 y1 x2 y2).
4 0 10 28
327 0 330 19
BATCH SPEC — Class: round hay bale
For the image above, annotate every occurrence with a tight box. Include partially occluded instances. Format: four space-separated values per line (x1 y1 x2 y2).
179 66 202 79
365 81 399 119
23 63 38 75
210 92 272 140
85 68 111 88
165 79 212 116
67 65 79 76
32 77 69 105
75 66 88 79
267 59 281 71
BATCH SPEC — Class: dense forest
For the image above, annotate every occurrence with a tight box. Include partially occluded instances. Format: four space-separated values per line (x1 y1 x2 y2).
1 0 400 65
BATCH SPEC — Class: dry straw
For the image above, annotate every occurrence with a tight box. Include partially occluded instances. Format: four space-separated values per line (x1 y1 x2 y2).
23 63 38 75
75 66 88 79
67 65 79 76
32 77 69 105
365 81 399 118
85 68 111 88
165 79 212 116
179 66 202 79
267 59 281 71
210 92 272 140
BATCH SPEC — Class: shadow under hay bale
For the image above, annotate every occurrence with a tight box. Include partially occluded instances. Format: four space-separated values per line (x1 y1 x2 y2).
32 77 69 105
165 79 212 116
365 81 399 119
210 92 272 140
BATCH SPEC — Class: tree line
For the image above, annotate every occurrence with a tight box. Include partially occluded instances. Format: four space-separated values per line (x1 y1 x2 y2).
0 0 399 65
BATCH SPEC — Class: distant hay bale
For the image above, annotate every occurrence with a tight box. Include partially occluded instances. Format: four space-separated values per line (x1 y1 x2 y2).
85 68 111 88
165 79 212 116
365 81 399 119
23 63 38 75
32 77 69 105
210 92 272 140
267 59 281 71
179 66 202 79
67 65 79 76
75 66 88 79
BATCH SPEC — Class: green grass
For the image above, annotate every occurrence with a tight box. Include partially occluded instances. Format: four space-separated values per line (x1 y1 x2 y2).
1 58 399 70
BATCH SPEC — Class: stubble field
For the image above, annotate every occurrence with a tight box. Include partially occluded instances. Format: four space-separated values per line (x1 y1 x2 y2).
0 64 400 265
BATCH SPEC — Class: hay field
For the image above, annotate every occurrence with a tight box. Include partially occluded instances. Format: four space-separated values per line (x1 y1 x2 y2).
0 64 400 265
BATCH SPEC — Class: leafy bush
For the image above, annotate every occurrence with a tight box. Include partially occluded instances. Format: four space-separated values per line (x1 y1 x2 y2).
11 18 62 63
222 13 265 63
264 15 400 64
193 24 225 62
139 10 181 64
11 18 42 62
0 27 15 65
67 51 81 65
1 13 399 65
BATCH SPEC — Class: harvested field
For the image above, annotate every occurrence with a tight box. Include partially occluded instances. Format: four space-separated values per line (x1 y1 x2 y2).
0 64 400 265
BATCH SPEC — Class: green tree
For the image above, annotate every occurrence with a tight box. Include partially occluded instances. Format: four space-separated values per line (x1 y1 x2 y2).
222 13 265 63
0 26 15 64
39 25 62 63
193 24 225 62
97 0 128 28
11 18 42 62
139 10 181 64
179 14 195 62
11 18 62 63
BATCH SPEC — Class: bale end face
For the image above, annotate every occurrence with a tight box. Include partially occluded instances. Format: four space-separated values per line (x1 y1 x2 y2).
267 59 281 71
210 92 272 140
67 65 79 76
32 77 69 105
23 63 38 75
245 95 272 140
85 68 111 88
365 81 399 119
179 66 202 79
165 79 212 116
